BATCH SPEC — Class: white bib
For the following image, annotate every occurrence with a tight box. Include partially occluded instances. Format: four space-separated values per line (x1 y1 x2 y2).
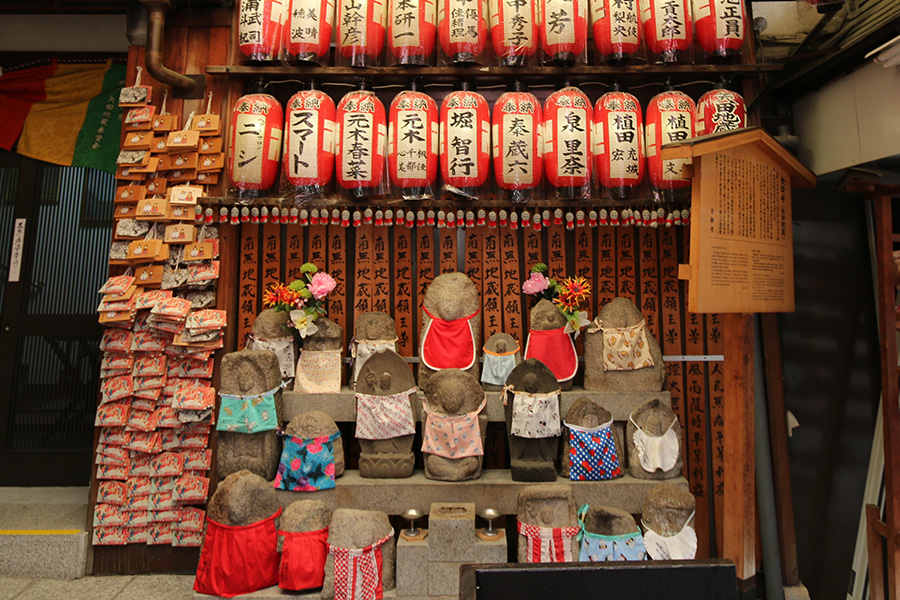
248 334 297 379
642 512 697 560
630 415 679 473
351 338 398 388
507 388 562 439
481 351 518 386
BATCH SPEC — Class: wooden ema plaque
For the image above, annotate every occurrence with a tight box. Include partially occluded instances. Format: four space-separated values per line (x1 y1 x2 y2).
662 128 815 314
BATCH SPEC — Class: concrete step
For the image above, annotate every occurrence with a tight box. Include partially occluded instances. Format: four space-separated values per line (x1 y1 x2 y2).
0 487 89 579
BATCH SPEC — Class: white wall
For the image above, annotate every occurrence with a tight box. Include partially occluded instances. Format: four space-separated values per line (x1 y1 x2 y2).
0 14 128 53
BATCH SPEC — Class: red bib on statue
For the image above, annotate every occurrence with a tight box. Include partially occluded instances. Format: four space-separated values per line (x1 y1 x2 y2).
279 528 329 591
193 508 282 598
524 326 578 383
420 308 478 371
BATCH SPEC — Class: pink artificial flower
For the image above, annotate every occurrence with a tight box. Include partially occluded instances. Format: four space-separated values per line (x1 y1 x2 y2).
307 272 336 300
522 272 550 295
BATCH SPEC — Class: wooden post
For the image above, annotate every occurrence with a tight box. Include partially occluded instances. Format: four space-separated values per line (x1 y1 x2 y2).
868 503 887 600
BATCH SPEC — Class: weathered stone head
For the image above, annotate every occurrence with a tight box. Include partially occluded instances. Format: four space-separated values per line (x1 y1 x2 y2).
516 485 578 562
207 470 280 526
356 350 417 479
584 297 665 392
250 308 297 379
253 308 291 339
217 350 283 481
504 359 561 482
481 332 522 391
278 500 332 551
530 298 567 330
627 398 683 480
352 312 399 390
581 505 639 536
284 410 345 477
641 482 696 537
304 317 343 351
559 397 620 479
418 272 481 388
322 509 395 599
421 369 488 481
526 299 575 390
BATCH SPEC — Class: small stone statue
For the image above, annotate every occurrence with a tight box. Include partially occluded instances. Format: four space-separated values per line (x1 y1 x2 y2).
516 485 579 563
481 332 521 391
524 299 577 391
577 504 647 561
295 317 344 393
278 500 332 591
504 358 561 482
627 398 683 480
217 350 283 481
560 397 623 481
322 509 396 599
584 297 665 392
207 469 281 526
248 308 297 379
351 312 399 390
641 483 697 560
421 369 488 482
418 272 481 388
355 350 417 479
275 411 344 492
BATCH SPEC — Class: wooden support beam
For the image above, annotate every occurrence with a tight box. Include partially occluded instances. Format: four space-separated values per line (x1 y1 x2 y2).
869 503 887 600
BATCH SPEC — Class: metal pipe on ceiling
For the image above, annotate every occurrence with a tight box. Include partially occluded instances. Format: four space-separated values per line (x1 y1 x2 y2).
140 0 197 93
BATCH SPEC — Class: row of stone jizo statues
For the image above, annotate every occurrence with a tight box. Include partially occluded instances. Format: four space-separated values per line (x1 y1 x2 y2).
195 470 697 598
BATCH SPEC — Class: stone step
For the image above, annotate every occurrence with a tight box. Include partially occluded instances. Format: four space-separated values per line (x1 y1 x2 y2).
0 487 89 579
273 470 686 515
283 387 670 423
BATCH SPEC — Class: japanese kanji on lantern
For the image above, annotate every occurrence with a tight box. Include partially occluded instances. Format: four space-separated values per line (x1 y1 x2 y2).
692 0 745 61
492 83 543 203
440 84 491 198
591 0 643 64
336 0 387 66
283 0 335 65
696 84 745 135
639 0 693 63
540 0 588 65
645 87 695 201
543 85 593 201
335 85 388 198
490 0 539 66
388 0 437 65
228 93 284 197
438 0 490 65
281 86 335 201
238 0 287 61
593 85 645 200
388 84 439 199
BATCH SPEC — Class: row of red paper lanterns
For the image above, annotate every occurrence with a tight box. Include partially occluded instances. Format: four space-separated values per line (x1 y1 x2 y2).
227 85 745 195
238 0 746 64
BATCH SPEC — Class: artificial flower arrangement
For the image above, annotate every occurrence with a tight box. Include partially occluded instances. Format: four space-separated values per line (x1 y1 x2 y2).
522 263 592 336
262 263 336 340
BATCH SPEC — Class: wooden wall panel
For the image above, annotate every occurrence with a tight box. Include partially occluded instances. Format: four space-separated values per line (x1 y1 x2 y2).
327 224 348 353
393 225 414 356
482 227 503 340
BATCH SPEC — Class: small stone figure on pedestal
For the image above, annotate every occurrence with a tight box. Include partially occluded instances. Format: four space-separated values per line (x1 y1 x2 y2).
627 398 683 480
480 332 521 391
576 504 647 561
322 509 396 600
641 482 698 560
248 308 297 379
355 350 417 479
295 317 344 394
418 273 481 388
216 350 284 481
516 485 579 563
275 411 344 492
560 397 623 481
421 369 488 482
504 358 561 482
351 312 399 390
523 299 577 391
278 500 332 591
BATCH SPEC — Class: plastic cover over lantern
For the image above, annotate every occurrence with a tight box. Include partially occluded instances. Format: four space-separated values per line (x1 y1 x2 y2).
336 0 387 66
696 85 745 135
591 0 642 64
335 85 388 198
492 83 543 202
693 0 745 61
540 0 588 65
438 0 490 64
281 86 335 201
645 87 695 193
389 84 439 198
593 86 645 200
283 0 334 64
490 0 539 66
440 84 491 198
388 0 437 65
238 0 287 61
228 93 284 196
639 0 693 63
544 85 593 200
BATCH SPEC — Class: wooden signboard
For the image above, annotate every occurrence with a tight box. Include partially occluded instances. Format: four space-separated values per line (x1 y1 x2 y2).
662 128 815 314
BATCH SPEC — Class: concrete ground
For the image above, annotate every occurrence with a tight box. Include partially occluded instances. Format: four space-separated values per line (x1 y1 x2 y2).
0 575 197 600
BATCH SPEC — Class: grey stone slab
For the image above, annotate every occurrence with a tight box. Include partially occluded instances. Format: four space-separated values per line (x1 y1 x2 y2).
283 388 671 423
0 531 88 579
427 562 461 597
396 538 429 598
0 577 35 600
14 576 132 600
114 575 195 600
471 535 507 564
273 470 687 515
0 488 89 505
428 503 475 562
0 504 88 530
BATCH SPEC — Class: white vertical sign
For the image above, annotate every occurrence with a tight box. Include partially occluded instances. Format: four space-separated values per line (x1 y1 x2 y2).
9 219 25 283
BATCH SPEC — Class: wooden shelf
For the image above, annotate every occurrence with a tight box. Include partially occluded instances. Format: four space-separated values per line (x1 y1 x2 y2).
283 387 670 423
274 469 687 515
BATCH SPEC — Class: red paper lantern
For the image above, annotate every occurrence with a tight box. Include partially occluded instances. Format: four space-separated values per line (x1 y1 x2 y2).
388 0 437 64
388 89 439 193
543 86 592 191
238 0 287 60
593 89 644 191
336 0 387 66
540 0 588 64
489 0 538 65
283 89 335 189
591 0 641 61
440 89 490 191
696 87 745 135
492 89 543 193
640 0 693 61
283 0 334 62
228 94 284 191
335 89 387 196
438 0 489 63
693 0 745 59
645 89 695 189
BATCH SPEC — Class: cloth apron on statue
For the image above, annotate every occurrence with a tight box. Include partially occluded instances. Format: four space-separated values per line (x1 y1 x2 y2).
193 508 282 598
480 345 519 386
516 520 579 563
419 308 478 371
278 527 329 591
351 339 398 388
576 504 646 562
421 396 487 459
274 430 340 492
329 532 393 600
566 419 622 481
355 388 417 440
294 348 342 393
248 334 296 379
524 326 578 383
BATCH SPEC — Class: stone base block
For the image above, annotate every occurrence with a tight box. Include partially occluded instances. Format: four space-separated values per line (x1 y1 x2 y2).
471 532 507 563
428 502 475 562
397 537 429 597
427 562 461 597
